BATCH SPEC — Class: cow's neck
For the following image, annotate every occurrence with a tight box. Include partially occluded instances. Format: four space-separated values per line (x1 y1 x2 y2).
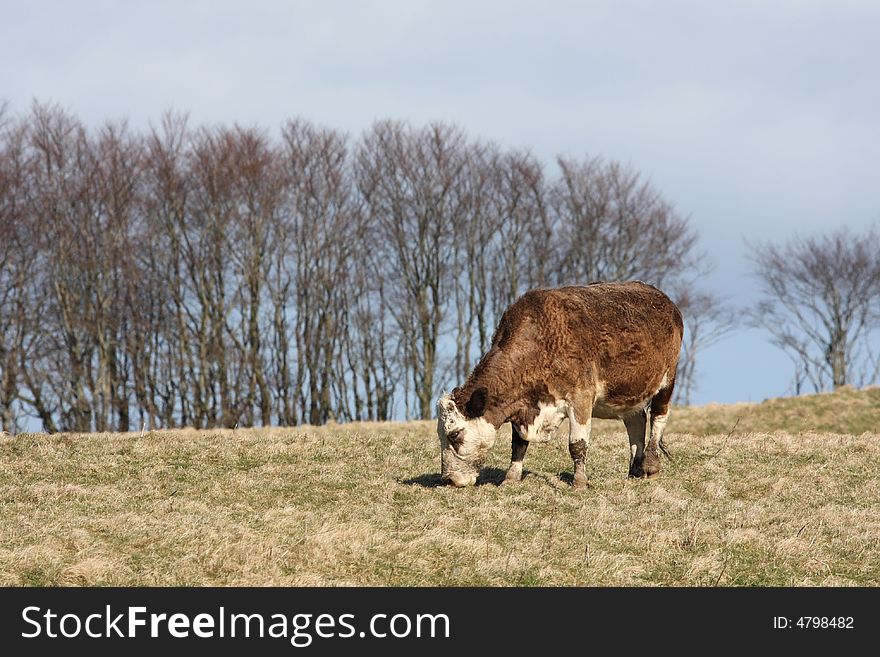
454 347 530 428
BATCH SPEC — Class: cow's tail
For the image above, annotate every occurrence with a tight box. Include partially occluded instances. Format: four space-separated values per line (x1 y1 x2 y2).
658 435 672 461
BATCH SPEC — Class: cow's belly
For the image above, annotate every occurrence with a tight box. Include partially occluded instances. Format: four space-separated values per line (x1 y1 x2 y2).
592 372 670 419
591 399 645 420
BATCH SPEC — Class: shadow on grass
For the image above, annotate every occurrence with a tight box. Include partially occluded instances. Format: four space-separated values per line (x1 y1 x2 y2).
401 468 588 490
476 467 508 486
399 467 510 488
399 473 445 488
552 471 597 489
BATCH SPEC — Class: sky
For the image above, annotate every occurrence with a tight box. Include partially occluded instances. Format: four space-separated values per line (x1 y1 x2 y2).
2 0 879 406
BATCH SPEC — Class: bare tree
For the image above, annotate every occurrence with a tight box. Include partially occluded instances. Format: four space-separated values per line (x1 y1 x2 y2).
0 110 35 431
550 156 703 287
86 120 142 432
343 271 400 421
355 120 471 420
23 104 99 432
281 120 360 424
450 140 495 384
484 148 550 321
748 226 880 392
441 146 553 390
141 112 194 427
224 126 284 426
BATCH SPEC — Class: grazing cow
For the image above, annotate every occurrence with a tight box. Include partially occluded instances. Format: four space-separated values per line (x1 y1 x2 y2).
437 281 683 488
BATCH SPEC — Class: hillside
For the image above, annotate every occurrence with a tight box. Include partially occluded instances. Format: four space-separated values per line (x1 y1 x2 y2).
1 387 878 586
668 385 880 436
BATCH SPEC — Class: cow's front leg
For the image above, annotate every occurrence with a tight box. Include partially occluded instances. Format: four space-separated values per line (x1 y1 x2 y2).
502 424 529 484
624 409 648 477
568 405 591 489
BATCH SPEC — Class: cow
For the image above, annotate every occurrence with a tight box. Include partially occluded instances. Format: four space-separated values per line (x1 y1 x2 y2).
436 281 684 488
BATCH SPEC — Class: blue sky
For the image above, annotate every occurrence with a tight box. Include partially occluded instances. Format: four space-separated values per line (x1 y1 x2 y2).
3 0 879 405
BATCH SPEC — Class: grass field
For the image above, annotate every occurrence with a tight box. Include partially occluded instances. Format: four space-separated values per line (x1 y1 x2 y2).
2 386 879 586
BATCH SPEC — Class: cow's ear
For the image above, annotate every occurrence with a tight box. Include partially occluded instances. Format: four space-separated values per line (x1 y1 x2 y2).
465 387 488 417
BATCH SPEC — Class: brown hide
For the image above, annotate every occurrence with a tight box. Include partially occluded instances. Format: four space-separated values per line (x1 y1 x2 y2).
450 281 683 428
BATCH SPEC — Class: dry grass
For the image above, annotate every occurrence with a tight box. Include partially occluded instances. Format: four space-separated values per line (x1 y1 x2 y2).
669 384 880 436
2 387 879 586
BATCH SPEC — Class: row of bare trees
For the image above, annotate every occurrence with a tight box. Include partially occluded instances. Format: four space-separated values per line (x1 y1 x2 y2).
0 103 732 433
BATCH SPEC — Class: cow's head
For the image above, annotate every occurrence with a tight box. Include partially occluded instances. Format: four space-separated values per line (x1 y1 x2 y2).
436 389 497 487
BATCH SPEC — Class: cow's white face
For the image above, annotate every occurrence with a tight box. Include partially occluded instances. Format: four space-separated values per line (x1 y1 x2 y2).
436 393 497 487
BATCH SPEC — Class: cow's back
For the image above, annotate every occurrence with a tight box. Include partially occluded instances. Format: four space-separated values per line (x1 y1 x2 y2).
492 282 683 415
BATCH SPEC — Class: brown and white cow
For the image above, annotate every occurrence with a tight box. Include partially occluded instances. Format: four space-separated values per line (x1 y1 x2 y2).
437 281 683 488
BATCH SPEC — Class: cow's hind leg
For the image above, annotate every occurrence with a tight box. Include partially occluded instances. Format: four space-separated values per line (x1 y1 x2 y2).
568 403 592 489
624 409 648 478
645 375 676 478
503 424 529 484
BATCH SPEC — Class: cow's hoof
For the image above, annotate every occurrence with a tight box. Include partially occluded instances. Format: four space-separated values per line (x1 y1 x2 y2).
629 467 661 479
629 469 660 479
644 451 661 478
502 463 523 485
572 474 588 490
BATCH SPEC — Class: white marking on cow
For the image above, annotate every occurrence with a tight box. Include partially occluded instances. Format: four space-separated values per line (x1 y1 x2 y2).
454 415 497 458
522 400 568 442
437 393 464 437
568 406 591 446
